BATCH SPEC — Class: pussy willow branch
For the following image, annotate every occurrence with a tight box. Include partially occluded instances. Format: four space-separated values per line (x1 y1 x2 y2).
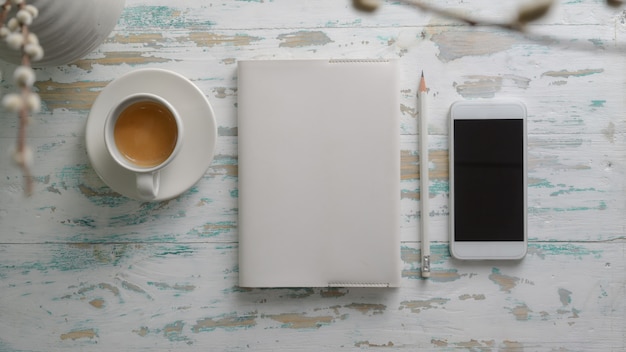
357 0 625 31
395 0 522 31
0 2 9 23
1 0 41 196
17 9 33 195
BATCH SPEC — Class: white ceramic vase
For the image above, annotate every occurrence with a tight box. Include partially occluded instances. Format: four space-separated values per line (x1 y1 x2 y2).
0 0 126 67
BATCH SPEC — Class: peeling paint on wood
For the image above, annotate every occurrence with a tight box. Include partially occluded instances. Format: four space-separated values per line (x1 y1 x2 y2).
344 303 386 315
459 294 486 300
542 68 604 78
192 313 257 332
400 149 448 183
454 74 530 98
71 52 172 70
510 303 532 321
60 329 97 341
277 30 333 47
399 298 449 313
355 340 394 348
35 80 107 111
268 313 339 329
431 30 516 62
489 268 521 292
185 32 262 47
88 298 105 308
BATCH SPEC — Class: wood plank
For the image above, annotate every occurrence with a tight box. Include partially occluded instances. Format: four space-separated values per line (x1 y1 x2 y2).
0 242 622 350
0 0 624 350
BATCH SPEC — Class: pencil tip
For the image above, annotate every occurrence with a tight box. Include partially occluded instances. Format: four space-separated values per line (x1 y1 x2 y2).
419 70 427 92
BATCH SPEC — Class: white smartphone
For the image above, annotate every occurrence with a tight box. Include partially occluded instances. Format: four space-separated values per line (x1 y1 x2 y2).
449 100 527 260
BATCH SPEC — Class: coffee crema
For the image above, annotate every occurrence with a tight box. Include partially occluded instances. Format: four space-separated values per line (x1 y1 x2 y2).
113 101 178 167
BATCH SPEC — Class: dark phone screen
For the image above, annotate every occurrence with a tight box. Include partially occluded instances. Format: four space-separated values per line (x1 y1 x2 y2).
453 119 525 241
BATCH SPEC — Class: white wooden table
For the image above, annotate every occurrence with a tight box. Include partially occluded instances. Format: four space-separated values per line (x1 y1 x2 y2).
0 0 624 350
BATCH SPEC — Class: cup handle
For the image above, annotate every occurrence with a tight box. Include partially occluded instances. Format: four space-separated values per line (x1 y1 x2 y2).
136 171 160 201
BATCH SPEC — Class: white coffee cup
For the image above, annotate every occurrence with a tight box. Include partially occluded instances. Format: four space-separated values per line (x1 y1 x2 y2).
104 93 184 200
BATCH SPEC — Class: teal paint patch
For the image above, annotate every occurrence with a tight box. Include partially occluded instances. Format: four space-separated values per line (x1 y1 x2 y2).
47 249 95 272
376 35 395 46
430 243 451 263
56 163 129 207
52 244 133 271
558 288 572 306
198 197 214 205
36 140 66 153
5 244 135 274
213 155 238 165
148 282 196 292
588 38 604 47
209 155 238 180
529 201 607 214
430 179 449 195
78 184 129 207
145 233 178 242
599 285 608 298
590 100 606 107
216 244 238 251
529 179 556 189
230 189 239 198
527 206 550 215
549 187 599 197
57 164 90 182
155 244 194 257
183 186 199 195
552 201 606 212
66 232 134 244
222 286 253 295
120 6 215 29
109 212 156 226
527 243 603 260
108 201 182 227
60 217 96 228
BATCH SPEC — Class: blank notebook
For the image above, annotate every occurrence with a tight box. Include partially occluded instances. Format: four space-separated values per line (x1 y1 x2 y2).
237 59 400 287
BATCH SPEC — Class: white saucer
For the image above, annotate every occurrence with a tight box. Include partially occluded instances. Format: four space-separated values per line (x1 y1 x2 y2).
85 68 217 201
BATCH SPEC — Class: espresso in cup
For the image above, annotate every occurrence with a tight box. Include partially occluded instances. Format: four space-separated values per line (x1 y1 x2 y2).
104 93 184 201
114 100 178 167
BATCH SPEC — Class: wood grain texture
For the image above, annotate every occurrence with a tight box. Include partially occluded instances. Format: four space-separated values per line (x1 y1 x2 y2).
0 0 624 351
